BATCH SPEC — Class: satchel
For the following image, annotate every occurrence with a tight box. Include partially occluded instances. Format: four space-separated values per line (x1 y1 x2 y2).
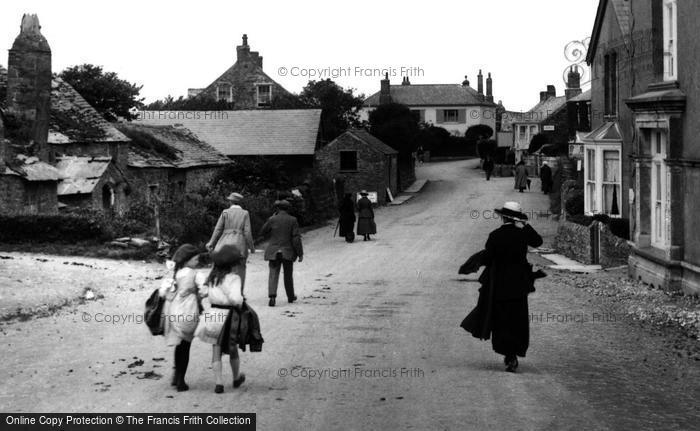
144 288 165 336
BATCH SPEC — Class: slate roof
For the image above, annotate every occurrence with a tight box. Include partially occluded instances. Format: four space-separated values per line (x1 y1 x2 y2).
134 109 322 156
568 89 592 103
343 129 398 155
116 123 231 169
364 84 496 108
582 121 623 143
587 0 633 63
55 156 111 195
1 155 60 181
0 68 129 144
49 77 129 144
511 96 568 125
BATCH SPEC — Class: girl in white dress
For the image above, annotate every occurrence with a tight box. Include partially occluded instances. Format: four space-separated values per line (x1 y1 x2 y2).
195 245 245 393
159 244 203 392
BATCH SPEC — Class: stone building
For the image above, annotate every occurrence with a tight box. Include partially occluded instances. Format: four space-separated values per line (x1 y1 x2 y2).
135 109 322 174
0 14 59 215
585 0 700 294
316 129 398 205
117 123 231 204
187 35 290 108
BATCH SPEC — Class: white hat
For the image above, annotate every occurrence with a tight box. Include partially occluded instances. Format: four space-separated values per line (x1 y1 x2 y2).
494 201 528 221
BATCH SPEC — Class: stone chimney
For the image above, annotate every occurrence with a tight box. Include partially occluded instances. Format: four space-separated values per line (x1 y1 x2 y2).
546 85 556 98
6 14 52 162
477 70 484 95
540 91 549 102
236 34 263 68
565 65 583 100
462 75 470 87
486 72 493 102
379 73 392 105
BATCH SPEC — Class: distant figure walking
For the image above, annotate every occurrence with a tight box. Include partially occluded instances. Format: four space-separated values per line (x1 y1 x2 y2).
514 160 528 193
206 192 255 292
483 156 495 181
260 200 304 307
194 245 245 393
356 190 376 241
417 145 425 164
338 193 356 243
461 201 543 373
540 161 553 194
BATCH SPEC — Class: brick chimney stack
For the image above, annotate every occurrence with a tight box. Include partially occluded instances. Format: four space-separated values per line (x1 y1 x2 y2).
6 13 52 162
546 85 556 98
540 91 548 102
477 69 484 95
401 76 411 85
565 65 583 100
462 75 470 87
379 73 392 105
486 72 493 103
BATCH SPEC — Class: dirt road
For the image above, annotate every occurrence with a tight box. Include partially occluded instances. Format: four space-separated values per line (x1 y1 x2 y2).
1 159 698 430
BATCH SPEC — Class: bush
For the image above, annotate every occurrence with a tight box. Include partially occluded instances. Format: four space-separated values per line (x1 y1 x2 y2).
564 190 585 217
0 212 107 243
567 214 593 226
608 218 630 240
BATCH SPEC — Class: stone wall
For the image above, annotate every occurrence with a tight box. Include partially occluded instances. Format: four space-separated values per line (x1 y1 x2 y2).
555 220 631 267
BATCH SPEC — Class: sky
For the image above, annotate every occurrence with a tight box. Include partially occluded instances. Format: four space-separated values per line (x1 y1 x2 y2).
0 0 598 112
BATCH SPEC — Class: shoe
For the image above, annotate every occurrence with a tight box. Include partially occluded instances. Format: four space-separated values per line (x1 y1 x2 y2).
269 297 276 307
176 381 189 391
233 373 246 388
505 357 518 373
214 384 224 394
288 295 297 303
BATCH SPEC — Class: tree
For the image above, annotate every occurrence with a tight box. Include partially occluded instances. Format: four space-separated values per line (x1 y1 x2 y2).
271 79 365 143
59 64 144 121
145 94 234 111
465 124 494 141
368 103 419 155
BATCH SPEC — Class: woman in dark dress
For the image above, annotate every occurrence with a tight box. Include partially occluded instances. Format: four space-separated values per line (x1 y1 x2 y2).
356 190 376 241
338 193 356 242
462 201 542 372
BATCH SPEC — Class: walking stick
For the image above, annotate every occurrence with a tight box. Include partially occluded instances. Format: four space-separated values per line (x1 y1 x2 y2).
333 219 339 237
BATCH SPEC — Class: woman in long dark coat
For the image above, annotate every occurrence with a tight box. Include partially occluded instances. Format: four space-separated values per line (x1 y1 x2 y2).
514 160 528 192
540 162 553 194
462 201 542 372
338 194 356 242
356 190 376 241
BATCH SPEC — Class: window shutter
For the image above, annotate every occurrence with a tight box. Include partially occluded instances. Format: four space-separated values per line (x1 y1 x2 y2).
436 110 444 124
457 109 466 123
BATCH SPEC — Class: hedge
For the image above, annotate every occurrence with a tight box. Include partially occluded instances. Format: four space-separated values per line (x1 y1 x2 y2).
0 213 106 243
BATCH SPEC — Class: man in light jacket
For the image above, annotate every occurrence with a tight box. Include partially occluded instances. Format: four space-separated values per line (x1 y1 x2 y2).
206 192 255 291
259 200 303 307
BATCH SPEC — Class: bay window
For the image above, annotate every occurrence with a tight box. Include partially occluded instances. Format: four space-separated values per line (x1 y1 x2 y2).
584 145 621 216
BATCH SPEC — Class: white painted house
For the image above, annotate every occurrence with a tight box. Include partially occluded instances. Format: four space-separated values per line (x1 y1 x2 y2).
361 72 498 136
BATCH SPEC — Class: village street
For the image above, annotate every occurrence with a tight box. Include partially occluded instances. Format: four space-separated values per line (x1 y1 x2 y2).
1 159 699 430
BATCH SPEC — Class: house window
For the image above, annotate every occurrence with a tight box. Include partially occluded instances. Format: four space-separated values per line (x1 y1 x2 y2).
256 84 272 107
410 109 425 123
585 149 597 213
650 130 668 247
519 125 527 142
663 0 678 81
516 124 538 150
602 150 621 215
339 150 358 172
604 52 618 116
216 84 231 102
443 109 459 122
584 146 621 215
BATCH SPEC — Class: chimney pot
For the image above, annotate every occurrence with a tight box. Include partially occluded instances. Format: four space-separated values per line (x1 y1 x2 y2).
477 70 484 94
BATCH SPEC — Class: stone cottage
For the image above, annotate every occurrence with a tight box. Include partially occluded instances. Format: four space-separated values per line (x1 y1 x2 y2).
187 34 290 108
316 129 398 205
117 123 231 204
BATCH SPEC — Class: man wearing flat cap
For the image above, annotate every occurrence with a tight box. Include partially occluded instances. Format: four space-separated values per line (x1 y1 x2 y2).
206 192 255 291
259 199 304 307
